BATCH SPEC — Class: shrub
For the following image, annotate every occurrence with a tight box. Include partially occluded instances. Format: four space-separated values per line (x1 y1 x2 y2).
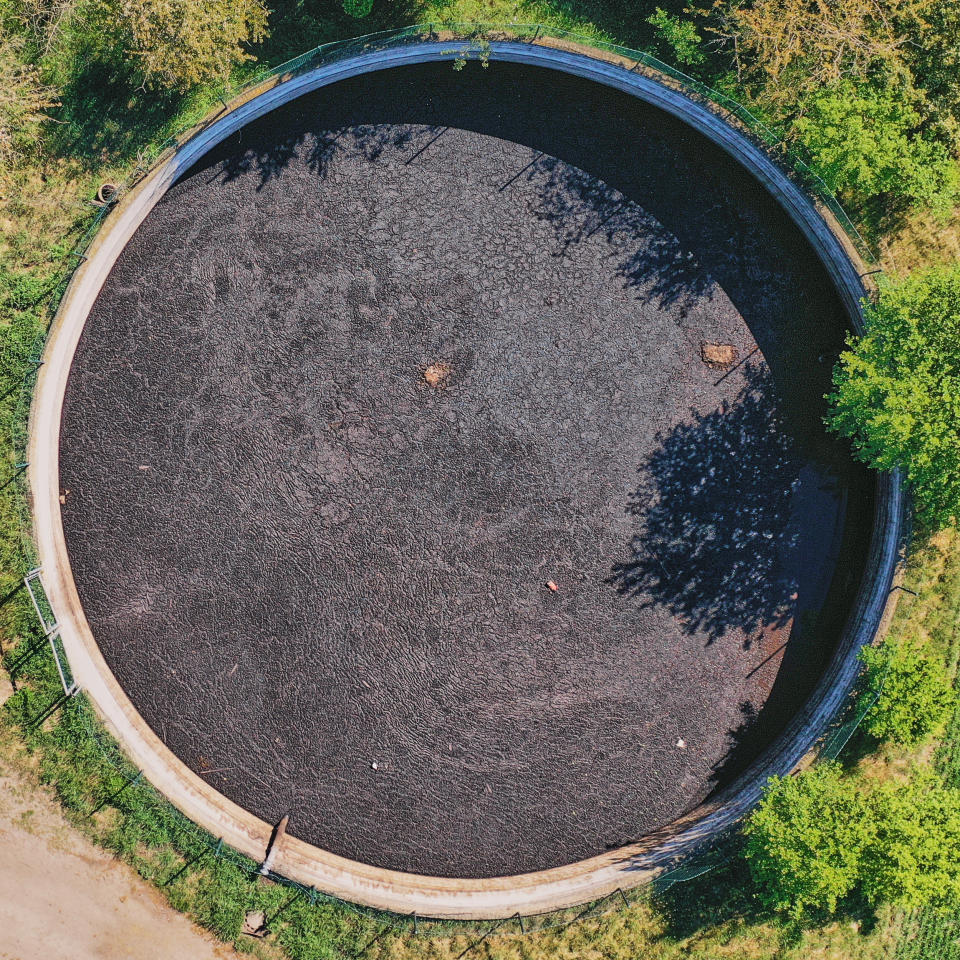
744 762 873 918
97 0 270 92
827 266 960 526
792 80 958 208
647 7 705 66
859 637 957 745
861 774 960 909
342 0 374 18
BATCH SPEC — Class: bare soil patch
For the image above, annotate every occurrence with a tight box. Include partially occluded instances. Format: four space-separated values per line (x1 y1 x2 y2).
0 744 237 960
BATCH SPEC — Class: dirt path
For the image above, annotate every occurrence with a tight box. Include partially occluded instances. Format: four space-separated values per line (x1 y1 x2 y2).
0 745 238 960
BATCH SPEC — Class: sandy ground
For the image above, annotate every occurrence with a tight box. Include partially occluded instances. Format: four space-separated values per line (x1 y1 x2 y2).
0 734 237 960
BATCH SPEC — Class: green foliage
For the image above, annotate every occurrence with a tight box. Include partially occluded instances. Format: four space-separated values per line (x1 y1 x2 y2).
646 7 704 66
746 762 960 919
862 774 960 910
0 34 58 179
791 80 958 207
342 0 374 18
898 665 960 958
94 0 270 92
827 267 960 525
704 0 960 212
902 3 960 152
744 762 873 919
859 637 957 745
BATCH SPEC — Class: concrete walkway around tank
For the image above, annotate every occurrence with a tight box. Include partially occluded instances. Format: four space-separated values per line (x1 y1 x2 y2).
28 38 904 918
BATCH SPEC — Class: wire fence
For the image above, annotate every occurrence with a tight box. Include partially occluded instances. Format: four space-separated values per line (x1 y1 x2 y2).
8 585 884 943
1 20 888 951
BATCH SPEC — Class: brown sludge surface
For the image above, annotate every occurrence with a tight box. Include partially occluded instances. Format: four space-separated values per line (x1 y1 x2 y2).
60 62 873 878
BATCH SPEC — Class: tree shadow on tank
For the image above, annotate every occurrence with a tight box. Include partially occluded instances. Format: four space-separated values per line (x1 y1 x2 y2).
525 153 716 308
169 59 874 812
608 362 799 644
176 62 848 434
609 355 867 790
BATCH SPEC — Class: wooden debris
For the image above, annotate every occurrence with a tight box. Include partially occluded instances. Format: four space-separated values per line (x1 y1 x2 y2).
700 342 738 369
259 813 289 877
423 362 452 388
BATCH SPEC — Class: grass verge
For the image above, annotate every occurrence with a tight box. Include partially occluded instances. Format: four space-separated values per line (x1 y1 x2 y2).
891 528 960 959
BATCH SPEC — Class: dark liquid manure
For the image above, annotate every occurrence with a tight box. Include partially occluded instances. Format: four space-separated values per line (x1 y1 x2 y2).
60 62 872 877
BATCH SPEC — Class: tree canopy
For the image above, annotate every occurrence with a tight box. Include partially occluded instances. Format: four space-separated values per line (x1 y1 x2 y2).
859 636 957 745
744 762 872 918
703 0 960 207
97 0 269 91
792 81 957 207
827 267 960 525
861 774 960 909
747 763 960 918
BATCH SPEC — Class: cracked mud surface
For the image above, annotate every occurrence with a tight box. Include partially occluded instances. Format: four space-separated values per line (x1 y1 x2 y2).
60 62 873 877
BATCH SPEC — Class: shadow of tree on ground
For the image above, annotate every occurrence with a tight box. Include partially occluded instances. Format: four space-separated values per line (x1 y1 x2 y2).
651 847 881 944
610 363 800 643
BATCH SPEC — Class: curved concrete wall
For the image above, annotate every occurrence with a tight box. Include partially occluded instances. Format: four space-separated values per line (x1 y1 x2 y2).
28 40 904 919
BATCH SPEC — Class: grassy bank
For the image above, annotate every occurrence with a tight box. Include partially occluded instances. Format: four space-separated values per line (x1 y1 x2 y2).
891 529 960 959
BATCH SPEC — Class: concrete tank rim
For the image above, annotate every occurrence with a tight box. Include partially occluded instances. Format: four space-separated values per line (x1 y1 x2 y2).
27 38 905 920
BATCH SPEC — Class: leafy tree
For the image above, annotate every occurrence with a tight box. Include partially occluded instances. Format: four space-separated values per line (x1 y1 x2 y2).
791 80 957 207
903 3 960 151
98 0 270 92
647 7 705 67
342 0 374 18
859 637 957 745
747 764 960 918
827 267 960 525
704 0 925 105
861 774 960 909
744 762 873 918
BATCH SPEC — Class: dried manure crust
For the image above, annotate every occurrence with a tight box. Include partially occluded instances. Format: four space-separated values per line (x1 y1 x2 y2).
59 62 873 879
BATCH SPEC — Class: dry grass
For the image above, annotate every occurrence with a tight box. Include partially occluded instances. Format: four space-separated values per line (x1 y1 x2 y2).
877 206 960 277
355 900 902 960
